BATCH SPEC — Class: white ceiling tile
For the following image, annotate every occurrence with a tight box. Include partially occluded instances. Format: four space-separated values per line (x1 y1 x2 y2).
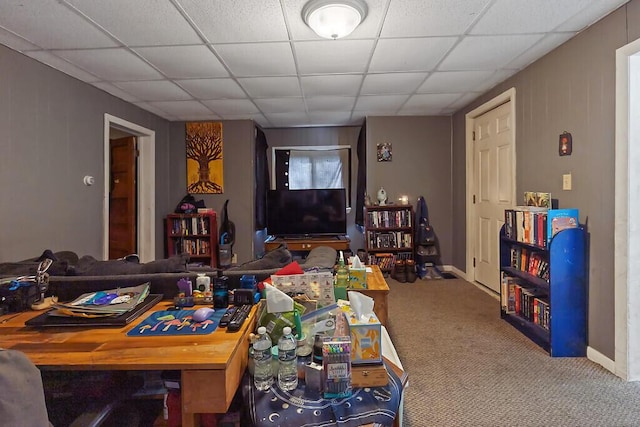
447 92 482 110
295 40 375 74
471 0 593 35
176 78 246 99
556 0 629 31
401 93 462 112
439 35 543 71
0 0 117 49
113 80 192 102
134 45 228 79
178 0 289 43
66 0 202 46
238 77 301 98
305 97 357 111
381 0 493 37
133 102 176 120
354 95 410 113
0 28 40 52
147 100 213 116
215 42 296 76
220 113 268 124
418 71 496 93
505 33 575 70
55 48 164 81
173 113 222 121
25 51 101 83
202 99 260 115
93 82 142 103
265 112 311 128
361 73 428 95
300 75 364 97
369 38 458 72
307 111 354 126
253 98 306 114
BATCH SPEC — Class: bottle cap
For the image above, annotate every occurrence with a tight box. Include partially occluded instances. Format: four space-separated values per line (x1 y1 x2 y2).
258 326 266 335
283 326 292 336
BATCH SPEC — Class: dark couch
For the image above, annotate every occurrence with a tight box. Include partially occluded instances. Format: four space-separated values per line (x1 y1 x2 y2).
0 246 337 302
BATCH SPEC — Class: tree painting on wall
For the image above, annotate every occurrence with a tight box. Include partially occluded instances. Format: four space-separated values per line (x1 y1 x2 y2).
186 122 224 194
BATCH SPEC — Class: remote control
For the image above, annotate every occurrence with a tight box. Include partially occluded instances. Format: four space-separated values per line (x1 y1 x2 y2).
227 304 252 332
219 306 238 327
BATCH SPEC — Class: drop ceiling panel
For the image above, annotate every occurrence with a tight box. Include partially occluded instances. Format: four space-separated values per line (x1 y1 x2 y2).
0 0 117 49
505 33 575 70
25 51 100 83
361 72 428 95
134 45 228 79
215 42 296 76
308 111 355 126
238 76 302 98
418 71 497 93
381 0 493 37
176 78 246 99
66 0 202 46
401 93 462 112
55 48 164 81
305 96 357 111
300 75 364 97
266 111 311 128
369 37 458 72
202 99 260 115
0 27 40 52
439 35 544 71
93 82 142 103
177 0 289 43
148 100 214 116
253 97 306 113
113 81 193 102
294 40 375 74
354 94 410 112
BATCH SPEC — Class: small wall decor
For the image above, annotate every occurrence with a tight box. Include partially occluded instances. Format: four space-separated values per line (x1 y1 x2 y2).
559 131 572 156
377 142 392 162
186 121 224 194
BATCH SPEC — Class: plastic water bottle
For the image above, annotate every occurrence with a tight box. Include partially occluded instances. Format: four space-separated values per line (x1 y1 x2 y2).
253 326 274 391
277 326 298 391
335 250 349 300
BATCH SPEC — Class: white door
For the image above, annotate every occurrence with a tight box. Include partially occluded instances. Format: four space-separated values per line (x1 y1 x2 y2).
473 101 515 292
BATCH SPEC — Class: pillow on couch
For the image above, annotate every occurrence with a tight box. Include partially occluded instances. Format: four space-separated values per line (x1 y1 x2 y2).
67 253 190 276
226 245 293 271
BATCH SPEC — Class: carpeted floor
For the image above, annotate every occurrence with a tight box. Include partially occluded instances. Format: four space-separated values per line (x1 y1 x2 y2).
385 275 640 427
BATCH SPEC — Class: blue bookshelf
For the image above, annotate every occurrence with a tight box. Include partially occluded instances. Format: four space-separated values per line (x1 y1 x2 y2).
499 224 586 357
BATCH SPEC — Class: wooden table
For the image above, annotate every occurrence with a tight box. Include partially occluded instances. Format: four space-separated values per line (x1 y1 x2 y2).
0 301 257 427
357 264 390 326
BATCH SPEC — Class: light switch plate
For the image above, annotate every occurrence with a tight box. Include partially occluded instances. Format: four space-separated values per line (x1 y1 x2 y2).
563 173 572 190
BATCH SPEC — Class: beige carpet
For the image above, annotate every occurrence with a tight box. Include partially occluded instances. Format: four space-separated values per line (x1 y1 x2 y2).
385 275 640 427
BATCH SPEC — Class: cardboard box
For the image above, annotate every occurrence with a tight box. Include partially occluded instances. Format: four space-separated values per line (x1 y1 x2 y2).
348 267 367 289
342 307 382 365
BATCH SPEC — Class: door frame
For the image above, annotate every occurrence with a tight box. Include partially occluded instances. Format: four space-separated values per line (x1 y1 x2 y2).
103 114 156 263
464 88 517 285
614 37 640 381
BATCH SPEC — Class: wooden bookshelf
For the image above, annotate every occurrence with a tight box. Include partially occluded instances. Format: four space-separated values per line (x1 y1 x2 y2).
166 212 218 268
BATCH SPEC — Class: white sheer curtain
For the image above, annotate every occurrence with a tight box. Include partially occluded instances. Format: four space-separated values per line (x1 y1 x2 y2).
288 149 348 190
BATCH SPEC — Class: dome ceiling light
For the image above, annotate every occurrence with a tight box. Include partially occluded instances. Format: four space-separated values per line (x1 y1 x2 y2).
302 0 368 40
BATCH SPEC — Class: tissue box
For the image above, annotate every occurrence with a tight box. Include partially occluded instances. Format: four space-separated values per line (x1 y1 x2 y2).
342 307 382 365
348 267 367 289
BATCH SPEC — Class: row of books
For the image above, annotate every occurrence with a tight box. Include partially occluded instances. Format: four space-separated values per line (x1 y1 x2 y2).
501 274 550 330
504 207 579 247
171 239 211 256
169 217 211 236
366 209 412 228
510 247 550 282
367 252 413 271
366 231 412 249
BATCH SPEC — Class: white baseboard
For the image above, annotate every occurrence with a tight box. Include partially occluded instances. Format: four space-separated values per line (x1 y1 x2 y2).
587 346 616 375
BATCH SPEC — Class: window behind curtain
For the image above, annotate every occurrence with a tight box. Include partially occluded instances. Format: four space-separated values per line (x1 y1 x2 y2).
273 147 351 207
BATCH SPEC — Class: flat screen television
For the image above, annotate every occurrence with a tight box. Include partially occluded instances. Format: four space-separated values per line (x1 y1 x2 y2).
266 188 347 237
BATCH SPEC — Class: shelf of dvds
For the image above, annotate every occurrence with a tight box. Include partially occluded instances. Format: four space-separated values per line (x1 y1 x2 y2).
364 205 414 275
166 212 218 268
499 222 586 357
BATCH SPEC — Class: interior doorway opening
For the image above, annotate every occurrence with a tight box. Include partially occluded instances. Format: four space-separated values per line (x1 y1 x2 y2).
103 114 156 263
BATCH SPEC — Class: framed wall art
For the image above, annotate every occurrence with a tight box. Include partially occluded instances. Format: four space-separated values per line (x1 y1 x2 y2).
377 142 392 162
186 121 224 194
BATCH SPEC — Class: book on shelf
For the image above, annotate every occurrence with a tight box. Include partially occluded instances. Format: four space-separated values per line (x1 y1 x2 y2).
505 206 548 245
546 208 579 245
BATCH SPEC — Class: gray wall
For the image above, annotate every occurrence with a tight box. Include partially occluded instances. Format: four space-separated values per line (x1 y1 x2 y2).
167 120 256 264
451 1 640 359
366 116 453 265
0 44 172 262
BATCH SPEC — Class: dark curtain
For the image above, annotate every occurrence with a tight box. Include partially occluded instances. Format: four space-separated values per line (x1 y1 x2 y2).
255 127 269 230
274 149 290 190
355 121 367 226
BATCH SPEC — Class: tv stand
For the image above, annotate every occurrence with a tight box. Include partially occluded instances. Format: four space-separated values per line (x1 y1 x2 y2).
265 235 350 255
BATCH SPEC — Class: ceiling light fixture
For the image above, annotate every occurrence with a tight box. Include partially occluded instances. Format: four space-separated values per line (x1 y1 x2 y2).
302 0 367 40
